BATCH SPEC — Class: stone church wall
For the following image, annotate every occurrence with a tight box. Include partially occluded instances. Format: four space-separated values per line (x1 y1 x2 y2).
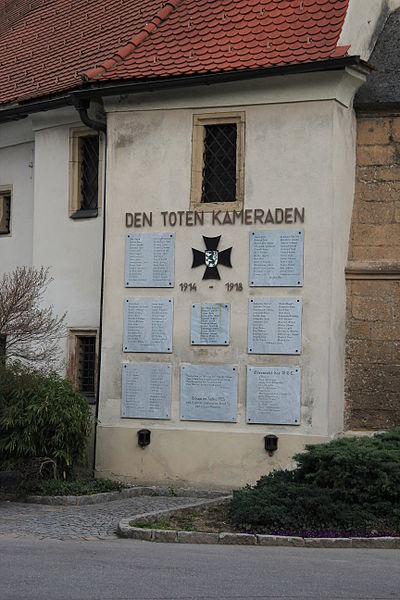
345 114 400 429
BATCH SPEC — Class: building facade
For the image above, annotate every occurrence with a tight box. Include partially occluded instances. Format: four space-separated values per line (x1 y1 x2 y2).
0 0 399 488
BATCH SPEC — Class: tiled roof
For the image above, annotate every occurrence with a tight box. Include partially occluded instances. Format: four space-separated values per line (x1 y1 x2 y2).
0 0 350 107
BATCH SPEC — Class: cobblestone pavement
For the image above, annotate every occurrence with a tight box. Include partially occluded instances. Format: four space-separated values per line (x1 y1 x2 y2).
0 496 202 540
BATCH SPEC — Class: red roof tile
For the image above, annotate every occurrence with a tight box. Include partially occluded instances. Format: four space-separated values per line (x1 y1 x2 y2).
0 0 350 107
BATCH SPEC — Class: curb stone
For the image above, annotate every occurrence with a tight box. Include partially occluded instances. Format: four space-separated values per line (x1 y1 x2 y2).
257 535 304 547
178 531 219 544
117 501 400 549
24 486 228 506
153 529 178 543
219 532 256 545
304 537 352 548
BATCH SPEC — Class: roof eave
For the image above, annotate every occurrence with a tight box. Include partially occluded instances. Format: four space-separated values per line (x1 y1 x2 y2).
78 55 368 98
0 56 368 124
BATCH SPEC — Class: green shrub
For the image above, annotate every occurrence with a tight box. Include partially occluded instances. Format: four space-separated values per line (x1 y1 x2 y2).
230 429 400 534
0 363 93 476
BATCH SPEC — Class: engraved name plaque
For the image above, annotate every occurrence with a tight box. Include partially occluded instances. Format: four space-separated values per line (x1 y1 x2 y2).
191 303 230 346
122 362 171 420
180 364 238 422
248 298 302 354
249 230 303 287
246 366 301 425
125 233 174 287
123 298 173 353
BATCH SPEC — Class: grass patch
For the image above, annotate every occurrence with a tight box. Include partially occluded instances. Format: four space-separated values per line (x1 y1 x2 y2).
131 502 400 538
21 477 128 496
132 503 236 533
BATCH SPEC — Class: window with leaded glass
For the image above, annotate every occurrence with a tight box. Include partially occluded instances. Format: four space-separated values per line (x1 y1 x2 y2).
202 124 237 203
69 128 102 219
0 191 11 234
68 330 98 403
190 113 245 211
0 335 6 363
76 335 96 401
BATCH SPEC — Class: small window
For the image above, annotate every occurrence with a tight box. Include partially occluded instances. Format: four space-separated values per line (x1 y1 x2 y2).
0 335 6 364
0 191 11 234
190 112 245 211
69 128 102 219
68 330 98 403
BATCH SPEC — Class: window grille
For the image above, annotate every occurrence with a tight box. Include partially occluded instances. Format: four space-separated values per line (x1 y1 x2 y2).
69 128 101 219
0 192 11 234
80 136 99 211
201 124 237 203
0 335 6 363
76 335 96 401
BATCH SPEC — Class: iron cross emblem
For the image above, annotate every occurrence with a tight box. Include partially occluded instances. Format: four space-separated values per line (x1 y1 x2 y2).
191 236 232 280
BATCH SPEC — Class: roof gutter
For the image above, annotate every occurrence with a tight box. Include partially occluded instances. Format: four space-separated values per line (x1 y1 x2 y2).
76 55 368 100
70 97 106 132
0 55 367 123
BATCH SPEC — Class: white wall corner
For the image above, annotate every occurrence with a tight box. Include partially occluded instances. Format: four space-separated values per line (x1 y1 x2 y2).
338 0 390 61
335 67 369 108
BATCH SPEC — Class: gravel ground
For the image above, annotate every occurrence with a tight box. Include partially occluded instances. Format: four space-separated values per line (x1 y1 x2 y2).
0 495 203 540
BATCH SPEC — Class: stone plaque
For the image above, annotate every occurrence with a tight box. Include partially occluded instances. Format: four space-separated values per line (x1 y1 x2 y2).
249 230 303 287
123 298 173 353
125 233 174 287
246 366 300 425
180 364 238 422
190 303 230 346
122 362 171 419
248 297 302 354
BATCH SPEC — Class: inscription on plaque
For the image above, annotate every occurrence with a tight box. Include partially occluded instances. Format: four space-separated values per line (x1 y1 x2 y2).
180 364 237 422
249 230 303 287
125 233 174 287
246 366 300 425
123 298 173 353
248 298 302 354
122 362 171 419
191 304 230 346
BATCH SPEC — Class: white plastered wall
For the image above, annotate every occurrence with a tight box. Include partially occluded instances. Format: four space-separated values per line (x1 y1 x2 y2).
0 119 34 273
339 0 400 60
31 108 103 369
0 107 103 373
95 68 365 488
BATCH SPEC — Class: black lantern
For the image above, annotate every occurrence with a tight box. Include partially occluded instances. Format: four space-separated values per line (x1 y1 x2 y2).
138 429 151 448
264 434 278 456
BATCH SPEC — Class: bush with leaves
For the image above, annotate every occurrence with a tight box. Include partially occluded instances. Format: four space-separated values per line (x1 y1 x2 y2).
0 363 93 477
230 429 400 535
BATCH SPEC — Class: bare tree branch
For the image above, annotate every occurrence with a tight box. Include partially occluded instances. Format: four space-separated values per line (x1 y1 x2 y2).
0 266 66 369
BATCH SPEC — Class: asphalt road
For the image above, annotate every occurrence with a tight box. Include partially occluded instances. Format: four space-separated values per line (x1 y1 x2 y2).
1 536 399 600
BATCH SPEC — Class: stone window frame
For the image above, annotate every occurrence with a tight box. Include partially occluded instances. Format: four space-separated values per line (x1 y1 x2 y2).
67 328 99 404
0 185 12 236
68 127 103 219
190 112 245 212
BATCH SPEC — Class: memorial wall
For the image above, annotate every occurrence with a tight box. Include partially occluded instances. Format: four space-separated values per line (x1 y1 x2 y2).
121 227 303 426
95 77 360 488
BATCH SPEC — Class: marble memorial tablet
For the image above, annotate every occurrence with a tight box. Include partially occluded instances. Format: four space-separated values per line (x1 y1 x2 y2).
123 297 173 353
248 297 302 354
180 364 237 422
125 233 174 287
246 366 300 425
249 230 303 287
122 362 171 419
191 303 230 346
